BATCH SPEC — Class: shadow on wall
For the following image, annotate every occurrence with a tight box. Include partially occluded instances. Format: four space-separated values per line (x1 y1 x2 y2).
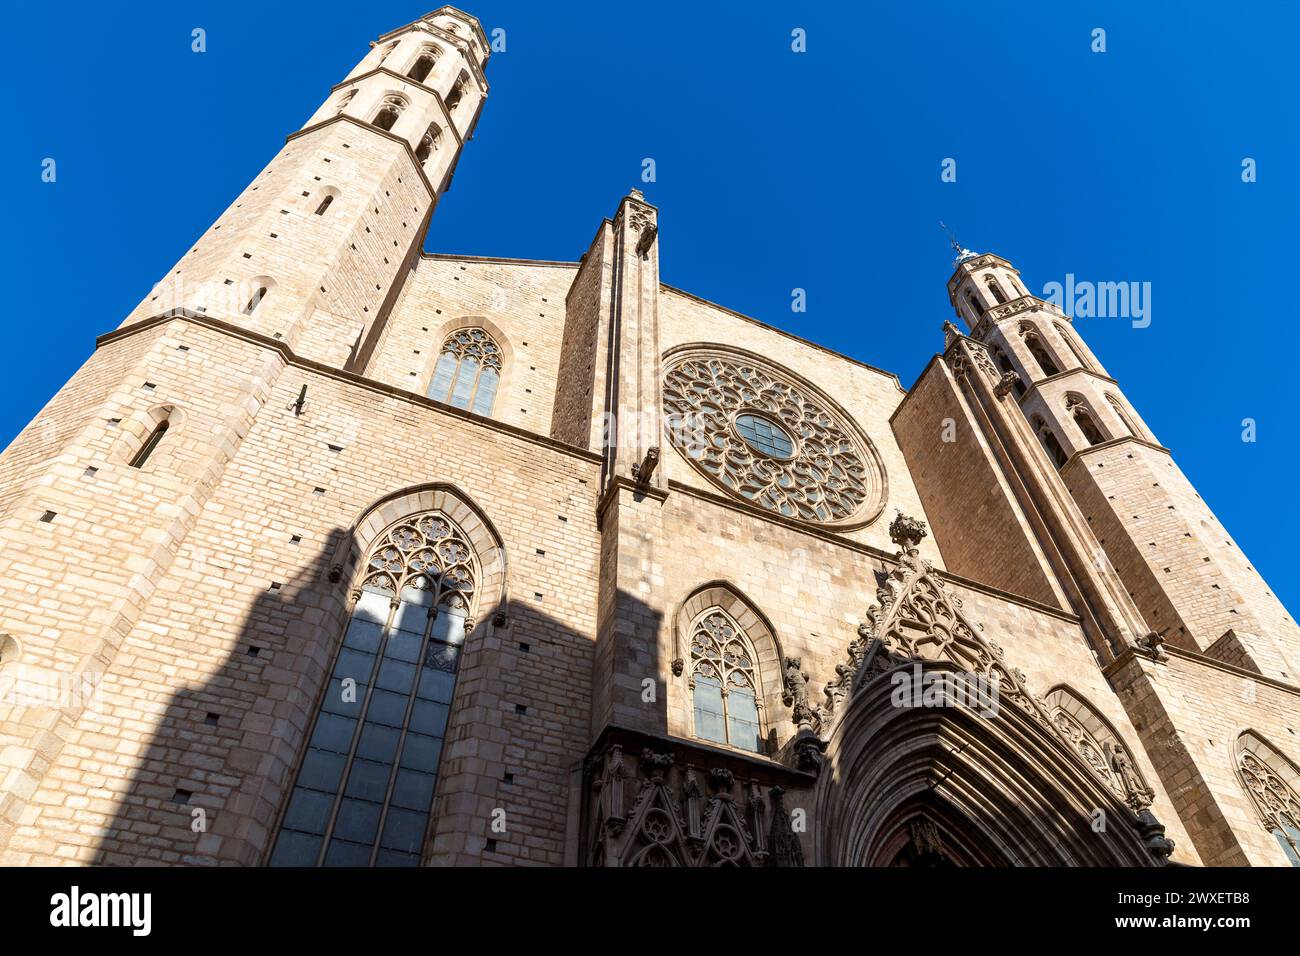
88 515 618 867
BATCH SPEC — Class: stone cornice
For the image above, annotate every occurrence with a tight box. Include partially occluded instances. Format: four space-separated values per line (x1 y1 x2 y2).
968 294 1069 339
375 11 490 91
94 310 604 467
1060 434 1173 473
663 478 1081 625
1015 365 1121 402
583 724 817 788
946 252 1020 297
420 252 579 268
1104 644 1300 699
325 67 468 152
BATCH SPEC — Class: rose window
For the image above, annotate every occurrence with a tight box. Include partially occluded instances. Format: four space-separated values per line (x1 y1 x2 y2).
662 350 884 525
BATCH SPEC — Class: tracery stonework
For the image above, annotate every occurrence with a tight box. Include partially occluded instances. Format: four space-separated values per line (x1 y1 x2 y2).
662 350 885 524
8 5 1300 873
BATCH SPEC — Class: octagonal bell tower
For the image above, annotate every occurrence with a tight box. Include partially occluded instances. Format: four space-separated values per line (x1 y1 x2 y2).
122 6 490 369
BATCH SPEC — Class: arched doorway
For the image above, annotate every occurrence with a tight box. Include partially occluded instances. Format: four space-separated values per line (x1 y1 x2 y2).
812 660 1161 867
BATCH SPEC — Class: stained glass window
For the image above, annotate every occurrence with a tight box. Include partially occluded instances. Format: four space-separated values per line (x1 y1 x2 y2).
427 328 501 416
734 413 795 459
688 610 762 753
1237 739 1300 867
270 511 476 867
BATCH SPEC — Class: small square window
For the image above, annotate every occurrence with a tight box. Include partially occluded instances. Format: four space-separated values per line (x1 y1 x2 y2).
39 510 56 523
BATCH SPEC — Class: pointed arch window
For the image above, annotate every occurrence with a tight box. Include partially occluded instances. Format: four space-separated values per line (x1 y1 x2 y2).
688 610 762 752
270 511 477 867
965 290 983 321
1106 393 1141 440
415 123 443 165
372 95 407 132
992 346 1027 398
407 46 441 84
427 328 501 415
335 88 357 116
1237 733 1300 866
446 74 469 112
1033 416 1068 469
1067 395 1106 446
1020 324 1060 377
1054 323 1091 371
985 276 1008 304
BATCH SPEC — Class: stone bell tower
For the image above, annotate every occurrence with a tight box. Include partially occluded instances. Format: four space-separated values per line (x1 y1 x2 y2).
121 6 490 370
949 249 1300 681
0 6 492 860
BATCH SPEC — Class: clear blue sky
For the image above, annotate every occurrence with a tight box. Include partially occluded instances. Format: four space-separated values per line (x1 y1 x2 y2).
3 1 1296 610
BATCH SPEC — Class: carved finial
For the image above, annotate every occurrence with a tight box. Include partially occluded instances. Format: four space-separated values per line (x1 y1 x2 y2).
628 187 645 202
889 513 928 550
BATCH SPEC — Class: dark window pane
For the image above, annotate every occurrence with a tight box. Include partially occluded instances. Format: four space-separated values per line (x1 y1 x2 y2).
424 641 460 673
343 758 392 802
334 648 376 683
309 713 358 755
342 617 384 654
449 356 479 409
351 589 391 626
356 722 402 763
282 787 334 835
377 658 417 693
471 367 498 416
298 748 347 793
427 352 458 402
331 798 382 845
379 807 428 853
392 599 430 637
321 677 366 718
398 733 442 773
375 849 420 867
417 666 456 703
366 689 409 728
693 676 725 745
408 699 450 737
390 770 437 811
269 830 322 867
322 838 372 867
384 630 423 663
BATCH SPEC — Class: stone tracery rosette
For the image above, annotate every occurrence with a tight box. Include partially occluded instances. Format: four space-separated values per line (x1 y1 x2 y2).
661 347 886 527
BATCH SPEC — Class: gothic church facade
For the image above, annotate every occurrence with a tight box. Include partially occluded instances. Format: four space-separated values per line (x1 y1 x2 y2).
1 7 1298 867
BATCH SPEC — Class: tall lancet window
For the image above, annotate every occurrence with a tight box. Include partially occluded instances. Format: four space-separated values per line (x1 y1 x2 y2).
1067 396 1106 446
1237 733 1300 866
688 610 762 753
270 511 477 867
1106 393 1141 439
372 95 407 132
407 46 441 84
1021 324 1061 377
986 276 1008 304
427 328 501 415
1054 323 1092 371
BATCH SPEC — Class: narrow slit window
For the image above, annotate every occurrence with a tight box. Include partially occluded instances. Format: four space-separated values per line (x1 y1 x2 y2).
129 420 169 468
244 286 268 315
